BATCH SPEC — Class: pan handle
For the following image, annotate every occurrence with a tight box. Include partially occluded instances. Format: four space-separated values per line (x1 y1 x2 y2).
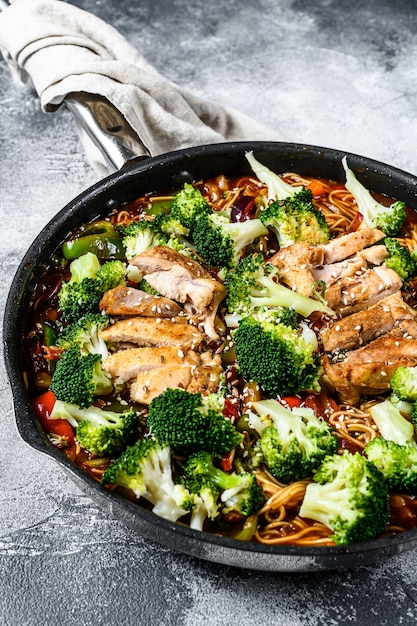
0 1 150 172
65 93 151 172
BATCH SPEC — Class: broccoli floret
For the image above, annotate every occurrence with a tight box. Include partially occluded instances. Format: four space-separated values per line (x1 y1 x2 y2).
50 346 113 408
299 451 389 545
259 188 330 248
192 212 268 269
118 220 168 259
50 399 138 457
56 313 110 361
249 398 338 482
369 397 416 445
390 366 417 402
182 473 221 531
245 151 304 201
58 254 126 323
153 212 190 238
224 253 334 318
183 451 265 517
365 437 417 493
147 388 243 456
342 157 406 236
102 439 194 522
169 182 212 230
384 238 417 281
233 310 322 397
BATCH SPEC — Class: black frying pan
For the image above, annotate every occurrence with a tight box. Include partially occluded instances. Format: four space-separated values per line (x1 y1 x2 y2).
4 138 417 572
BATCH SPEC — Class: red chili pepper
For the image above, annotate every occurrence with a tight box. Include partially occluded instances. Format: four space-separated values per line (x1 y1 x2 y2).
32 390 75 444
280 395 302 409
346 211 364 233
32 390 56 420
222 397 240 421
220 451 234 472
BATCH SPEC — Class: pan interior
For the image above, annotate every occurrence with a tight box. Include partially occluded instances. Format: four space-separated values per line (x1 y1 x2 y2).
5 141 417 572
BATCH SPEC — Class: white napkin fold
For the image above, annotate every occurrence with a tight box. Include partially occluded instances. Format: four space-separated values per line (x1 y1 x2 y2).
0 0 285 173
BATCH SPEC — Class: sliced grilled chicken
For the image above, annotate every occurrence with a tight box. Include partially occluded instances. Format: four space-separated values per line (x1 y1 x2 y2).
312 245 389 287
186 352 223 395
324 266 402 316
322 332 417 404
99 316 204 350
130 365 194 404
99 285 181 317
129 351 223 404
103 346 200 385
320 293 417 353
269 242 316 297
130 246 226 339
310 227 386 265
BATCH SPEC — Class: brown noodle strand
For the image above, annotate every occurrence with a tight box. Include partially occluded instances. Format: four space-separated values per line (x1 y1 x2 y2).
329 405 379 449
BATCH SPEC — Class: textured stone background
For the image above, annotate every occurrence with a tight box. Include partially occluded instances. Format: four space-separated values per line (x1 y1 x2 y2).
2 0 417 624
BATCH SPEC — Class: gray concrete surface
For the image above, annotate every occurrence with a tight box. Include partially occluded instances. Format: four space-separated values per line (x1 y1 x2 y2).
2 0 417 624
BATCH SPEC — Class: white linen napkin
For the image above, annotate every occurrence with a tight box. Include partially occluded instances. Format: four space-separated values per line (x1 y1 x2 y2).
0 0 285 173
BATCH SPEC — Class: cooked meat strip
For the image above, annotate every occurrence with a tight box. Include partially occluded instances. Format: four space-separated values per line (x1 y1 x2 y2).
322 333 417 404
130 246 226 340
324 266 402 316
320 293 417 352
312 245 389 287
359 244 389 266
99 285 181 317
186 352 223 394
103 346 200 385
312 256 368 288
269 242 316 297
130 365 194 405
129 350 223 404
99 316 204 350
310 228 386 265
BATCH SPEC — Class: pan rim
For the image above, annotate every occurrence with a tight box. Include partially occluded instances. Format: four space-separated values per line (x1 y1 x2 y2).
5 140 417 571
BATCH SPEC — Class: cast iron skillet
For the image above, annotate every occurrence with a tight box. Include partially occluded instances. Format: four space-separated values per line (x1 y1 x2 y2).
5 140 417 572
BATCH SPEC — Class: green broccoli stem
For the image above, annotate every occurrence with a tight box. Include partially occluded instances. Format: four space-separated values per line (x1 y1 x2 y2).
253 270 334 317
245 151 303 200
369 398 415 446
50 400 125 428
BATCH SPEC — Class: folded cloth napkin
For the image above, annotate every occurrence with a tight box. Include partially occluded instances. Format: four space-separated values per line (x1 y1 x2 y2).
0 0 285 173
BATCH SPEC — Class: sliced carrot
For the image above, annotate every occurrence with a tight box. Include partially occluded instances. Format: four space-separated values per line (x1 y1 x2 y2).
306 181 325 197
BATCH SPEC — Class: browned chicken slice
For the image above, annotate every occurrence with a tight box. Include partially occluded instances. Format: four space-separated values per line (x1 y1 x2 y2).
186 352 223 394
320 293 417 353
312 256 367 287
103 346 200 385
129 351 223 404
310 227 386 265
324 266 402 316
269 242 316 297
312 245 389 287
322 333 417 404
359 245 389 266
99 316 204 350
130 246 226 340
130 365 194 404
99 285 181 317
